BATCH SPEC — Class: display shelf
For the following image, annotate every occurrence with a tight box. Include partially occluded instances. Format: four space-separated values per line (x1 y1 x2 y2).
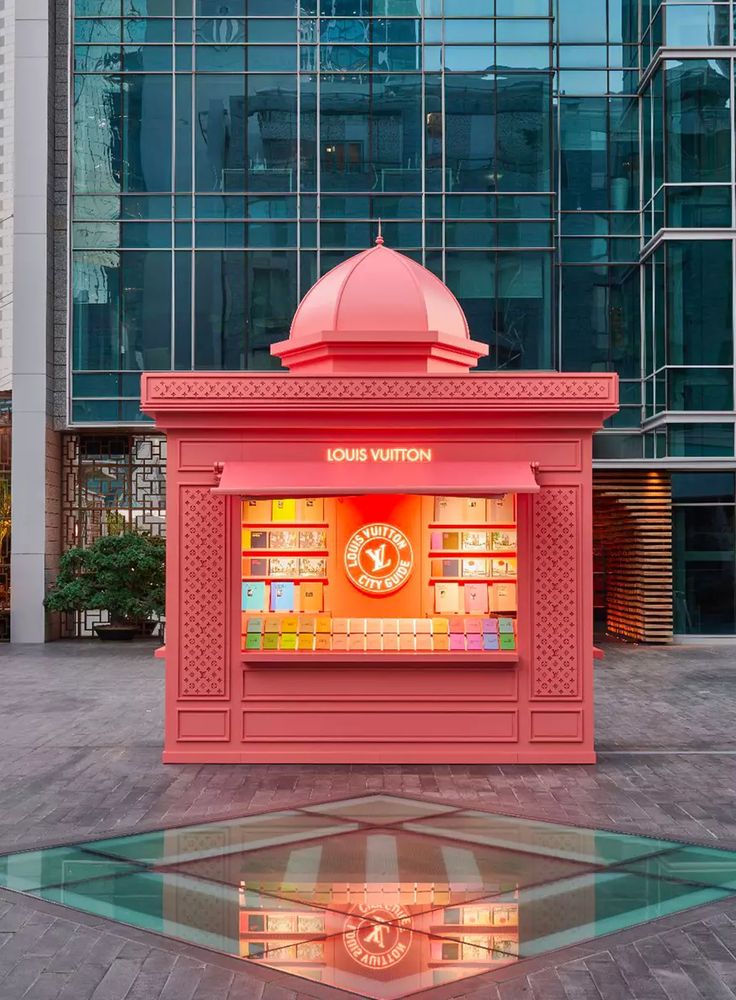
241 577 329 584
243 549 329 557
242 651 519 666
428 522 516 530
241 522 328 529
429 577 517 584
429 550 517 557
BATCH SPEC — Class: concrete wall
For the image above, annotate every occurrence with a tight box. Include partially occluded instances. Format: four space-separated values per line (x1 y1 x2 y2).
10 0 58 642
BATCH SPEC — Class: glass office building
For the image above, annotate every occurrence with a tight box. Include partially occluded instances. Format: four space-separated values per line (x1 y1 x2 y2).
58 0 736 637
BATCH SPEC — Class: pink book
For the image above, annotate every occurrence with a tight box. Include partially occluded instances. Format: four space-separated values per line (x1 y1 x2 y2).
399 634 415 651
348 634 366 651
382 633 399 651
466 633 483 651
449 633 466 651
365 634 381 651
398 619 415 634
464 584 489 615
465 617 482 634
332 634 348 651
449 617 465 634
415 634 432 651
482 617 499 633
415 619 432 634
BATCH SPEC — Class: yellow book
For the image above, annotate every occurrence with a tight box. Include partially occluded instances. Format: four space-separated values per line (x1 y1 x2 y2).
315 615 332 634
315 633 332 651
299 582 323 613
298 633 315 651
279 632 297 650
241 528 251 550
280 615 299 633
298 614 316 633
432 617 450 634
272 498 297 522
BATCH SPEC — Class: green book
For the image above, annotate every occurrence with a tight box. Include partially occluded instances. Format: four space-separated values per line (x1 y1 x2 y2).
279 632 297 650
498 617 515 634
499 633 516 650
246 617 263 634
245 633 262 650
263 632 279 650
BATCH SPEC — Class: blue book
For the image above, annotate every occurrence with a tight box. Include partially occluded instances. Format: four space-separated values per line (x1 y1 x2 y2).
242 581 266 612
482 632 500 651
270 581 295 612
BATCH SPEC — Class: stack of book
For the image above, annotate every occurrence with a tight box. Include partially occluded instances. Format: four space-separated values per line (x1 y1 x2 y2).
241 615 517 653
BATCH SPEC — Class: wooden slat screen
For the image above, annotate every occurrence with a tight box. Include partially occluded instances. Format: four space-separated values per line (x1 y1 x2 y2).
593 471 673 644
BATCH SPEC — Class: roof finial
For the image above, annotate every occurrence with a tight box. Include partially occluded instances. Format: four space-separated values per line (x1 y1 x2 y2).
375 218 384 246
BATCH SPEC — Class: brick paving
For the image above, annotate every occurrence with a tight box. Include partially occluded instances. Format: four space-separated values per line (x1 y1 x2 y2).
0 639 736 998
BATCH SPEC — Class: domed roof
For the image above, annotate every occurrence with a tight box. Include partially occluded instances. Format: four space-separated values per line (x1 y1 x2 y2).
271 237 488 374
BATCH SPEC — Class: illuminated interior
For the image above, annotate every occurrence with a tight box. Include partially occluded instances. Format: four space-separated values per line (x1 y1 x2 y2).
240 494 518 654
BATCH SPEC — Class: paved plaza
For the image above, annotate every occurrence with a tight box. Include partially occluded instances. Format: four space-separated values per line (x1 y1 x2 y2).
1 641 736 998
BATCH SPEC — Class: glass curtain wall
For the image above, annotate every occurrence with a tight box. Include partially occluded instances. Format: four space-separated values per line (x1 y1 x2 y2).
71 0 555 421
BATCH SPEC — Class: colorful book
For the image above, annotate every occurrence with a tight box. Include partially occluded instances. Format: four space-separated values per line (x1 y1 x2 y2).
382 619 399 635
494 583 517 612
366 619 381 634
299 529 326 549
415 618 432 634
300 557 326 577
315 634 332 651
382 634 399 651
416 634 432 651
315 615 332 633
270 582 295 612
299 583 323 613
462 530 487 552
488 494 515 524
464 584 489 615
281 615 299 633
249 558 268 577
332 618 348 634
242 581 266 612
443 559 460 577
399 634 415 651
349 618 367 634
435 582 460 614
270 529 298 550
270 557 298 578
250 530 268 549
434 496 464 522
463 558 488 578
298 497 324 521
449 633 466 651
449 616 466 634
483 632 500 650
442 531 460 550
264 616 281 633
491 529 516 552
499 633 516 650
279 632 297 650
463 497 486 523
241 528 251 549
243 498 271 521
246 617 263 634
466 633 483 651
498 617 515 634
482 617 499 633
332 634 348 651
263 631 279 650
272 498 297 522
430 530 443 550
432 617 449 634
465 617 482 634
298 633 315 651
245 632 262 650
398 619 415 634
433 633 450 651
297 614 316 633
366 634 382 651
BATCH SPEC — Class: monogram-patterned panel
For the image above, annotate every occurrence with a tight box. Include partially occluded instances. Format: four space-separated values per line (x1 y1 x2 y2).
144 374 617 408
532 487 579 699
180 487 227 698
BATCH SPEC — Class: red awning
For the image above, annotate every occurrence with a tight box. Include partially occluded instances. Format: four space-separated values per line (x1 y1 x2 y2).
212 460 539 498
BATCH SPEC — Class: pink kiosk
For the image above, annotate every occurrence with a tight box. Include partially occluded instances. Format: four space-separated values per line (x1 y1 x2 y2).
142 240 618 765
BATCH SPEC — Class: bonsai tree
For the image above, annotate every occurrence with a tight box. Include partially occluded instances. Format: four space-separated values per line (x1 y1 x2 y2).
45 530 165 626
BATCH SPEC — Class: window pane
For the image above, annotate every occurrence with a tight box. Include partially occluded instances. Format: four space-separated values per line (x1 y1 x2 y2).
674 506 736 634
665 59 731 183
667 240 733 366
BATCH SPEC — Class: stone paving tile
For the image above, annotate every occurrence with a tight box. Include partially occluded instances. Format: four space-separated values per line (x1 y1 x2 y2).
2 640 736 997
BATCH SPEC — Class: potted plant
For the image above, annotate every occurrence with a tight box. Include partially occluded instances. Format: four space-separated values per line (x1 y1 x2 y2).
45 531 165 640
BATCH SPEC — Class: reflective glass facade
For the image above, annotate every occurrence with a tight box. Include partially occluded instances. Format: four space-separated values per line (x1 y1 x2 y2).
69 0 736 633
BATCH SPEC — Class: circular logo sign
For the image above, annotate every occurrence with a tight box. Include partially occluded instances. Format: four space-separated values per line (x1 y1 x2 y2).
343 904 413 970
344 523 414 595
